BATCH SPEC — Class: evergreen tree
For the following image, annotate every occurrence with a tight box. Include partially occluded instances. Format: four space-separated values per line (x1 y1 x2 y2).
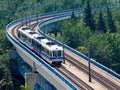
106 6 116 33
82 0 85 4
36 0 40 3
71 10 77 24
84 1 96 32
97 9 106 33
71 10 75 19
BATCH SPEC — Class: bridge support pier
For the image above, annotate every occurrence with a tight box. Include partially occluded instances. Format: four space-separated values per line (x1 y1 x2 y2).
25 72 39 89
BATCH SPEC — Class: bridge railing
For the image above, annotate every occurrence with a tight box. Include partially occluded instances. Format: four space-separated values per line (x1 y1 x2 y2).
6 8 120 90
6 29 78 90
6 9 79 90
38 13 120 80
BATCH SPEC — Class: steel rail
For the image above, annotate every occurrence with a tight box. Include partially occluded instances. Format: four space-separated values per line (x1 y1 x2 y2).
65 53 120 90
55 66 94 90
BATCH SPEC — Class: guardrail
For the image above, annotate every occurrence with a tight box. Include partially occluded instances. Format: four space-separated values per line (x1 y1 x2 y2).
37 12 120 80
6 8 120 90
6 9 79 90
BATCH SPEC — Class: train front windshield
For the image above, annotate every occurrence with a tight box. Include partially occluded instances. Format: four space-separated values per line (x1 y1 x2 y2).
53 51 62 57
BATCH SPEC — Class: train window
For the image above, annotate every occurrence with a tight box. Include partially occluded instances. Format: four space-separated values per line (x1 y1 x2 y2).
21 33 26 39
44 48 47 53
37 36 45 40
46 49 49 55
18 31 20 37
34 41 40 49
22 34 25 38
38 44 41 49
50 52 52 56
22 27 30 30
29 32 37 35
41 46 44 51
35 42 38 48
24 35 26 38
46 42 55 46
53 51 61 57
20 33 23 37
32 39 36 47
27 37 32 42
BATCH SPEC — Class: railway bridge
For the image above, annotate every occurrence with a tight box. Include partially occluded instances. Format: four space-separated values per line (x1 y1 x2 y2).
6 9 120 90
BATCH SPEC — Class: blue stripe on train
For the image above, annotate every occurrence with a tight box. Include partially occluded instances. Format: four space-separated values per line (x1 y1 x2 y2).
41 51 63 61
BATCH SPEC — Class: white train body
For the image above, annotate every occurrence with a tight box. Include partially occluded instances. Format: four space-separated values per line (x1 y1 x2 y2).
18 27 64 65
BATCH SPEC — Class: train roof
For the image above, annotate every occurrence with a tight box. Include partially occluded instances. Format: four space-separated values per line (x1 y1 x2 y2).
18 26 31 31
49 44 63 51
33 35 63 51
34 34 45 40
41 39 63 51
33 34 45 45
18 27 63 51
34 35 63 51
19 28 39 39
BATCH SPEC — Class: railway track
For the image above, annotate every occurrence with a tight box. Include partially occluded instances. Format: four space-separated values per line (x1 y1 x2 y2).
11 19 40 40
8 12 120 90
9 17 95 90
65 53 120 90
55 66 94 90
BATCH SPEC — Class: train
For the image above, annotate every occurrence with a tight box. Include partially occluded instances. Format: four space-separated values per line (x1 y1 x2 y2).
17 27 64 66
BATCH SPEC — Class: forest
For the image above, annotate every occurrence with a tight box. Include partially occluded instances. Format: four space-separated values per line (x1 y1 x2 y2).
0 0 120 89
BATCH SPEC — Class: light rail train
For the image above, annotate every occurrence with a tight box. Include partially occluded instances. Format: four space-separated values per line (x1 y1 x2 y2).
18 27 64 66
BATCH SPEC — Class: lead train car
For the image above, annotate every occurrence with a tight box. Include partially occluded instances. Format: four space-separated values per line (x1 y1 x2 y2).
18 27 64 66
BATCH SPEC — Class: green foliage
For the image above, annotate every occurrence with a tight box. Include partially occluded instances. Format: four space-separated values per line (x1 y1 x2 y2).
83 1 96 32
0 30 12 55
106 33 120 62
0 0 118 29
112 63 120 73
20 84 32 90
55 6 120 74
97 9 106 33
48 33 56 39
87 34 113 68
71 10 75 19
76 46 88 55
0 31 15 89
112 8 120 22
112 7 120 33
61 20 77 48
0 54 13 90
56 32 62 42
106 6 116 33
48 32 62 42
51 22 62 37
0 0 119 89
61 19 92 49
0 30 14 89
